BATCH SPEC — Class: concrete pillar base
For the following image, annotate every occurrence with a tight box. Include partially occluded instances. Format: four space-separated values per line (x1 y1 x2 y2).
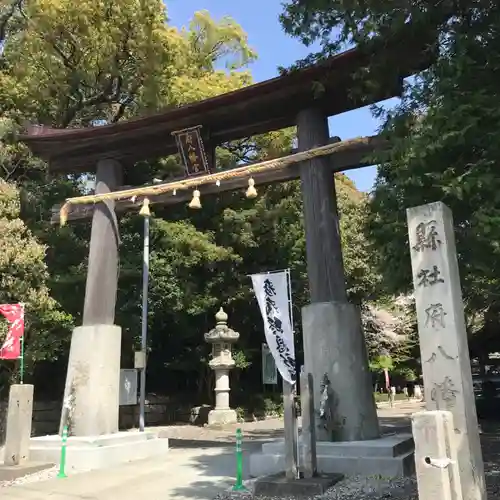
302 301 379 442
207 409 238 426
4 384 34 465
61 325 121 437
29 431 169 473
249 434 415 478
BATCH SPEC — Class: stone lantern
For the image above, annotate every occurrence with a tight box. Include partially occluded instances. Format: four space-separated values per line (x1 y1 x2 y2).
204 307 240 425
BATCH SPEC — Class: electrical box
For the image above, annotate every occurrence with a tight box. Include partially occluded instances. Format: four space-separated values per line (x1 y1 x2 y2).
134 350 146 370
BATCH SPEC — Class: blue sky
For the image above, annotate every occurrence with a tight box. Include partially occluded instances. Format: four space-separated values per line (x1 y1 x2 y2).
166 0 399 192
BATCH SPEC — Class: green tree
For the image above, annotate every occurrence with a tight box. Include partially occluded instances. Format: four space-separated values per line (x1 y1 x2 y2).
4 3 257 127
0 3 261 390
0 0 402 401
280 0 448 64
169 10 256 104
280 1 500 343
369 6 500 308
0 1 26 52
0 180 72 392
370 7 500 360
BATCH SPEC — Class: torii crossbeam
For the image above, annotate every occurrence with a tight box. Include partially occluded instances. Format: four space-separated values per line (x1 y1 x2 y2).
54 135 386 224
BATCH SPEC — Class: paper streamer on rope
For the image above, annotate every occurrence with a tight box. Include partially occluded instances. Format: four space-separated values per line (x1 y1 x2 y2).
251 271 296 384
0 303 25 360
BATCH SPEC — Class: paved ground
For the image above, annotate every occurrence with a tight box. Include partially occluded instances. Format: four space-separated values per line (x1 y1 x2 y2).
0 401 424 500
1 446 252 500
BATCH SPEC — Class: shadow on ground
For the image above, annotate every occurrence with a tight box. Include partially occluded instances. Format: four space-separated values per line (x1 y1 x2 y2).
168 448 241 499
379 416 412 434
169 419 500 499
169 428 286 450
168 414 415 499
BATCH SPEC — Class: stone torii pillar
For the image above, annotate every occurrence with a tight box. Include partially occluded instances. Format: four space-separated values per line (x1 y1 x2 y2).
59 159 123 437
297 107 379 442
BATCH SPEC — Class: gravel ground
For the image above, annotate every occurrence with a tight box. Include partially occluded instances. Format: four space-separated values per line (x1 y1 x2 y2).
0 465 59 488
0 464 96 489
154 418 285 443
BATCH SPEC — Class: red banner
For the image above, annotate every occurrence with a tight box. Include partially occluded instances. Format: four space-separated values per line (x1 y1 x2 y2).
0 304 24 360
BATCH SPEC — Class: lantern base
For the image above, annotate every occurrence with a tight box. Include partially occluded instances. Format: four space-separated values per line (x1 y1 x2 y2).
207 408 238 426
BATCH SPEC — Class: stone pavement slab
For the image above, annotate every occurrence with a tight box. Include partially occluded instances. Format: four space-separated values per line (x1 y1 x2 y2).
1 446 242 500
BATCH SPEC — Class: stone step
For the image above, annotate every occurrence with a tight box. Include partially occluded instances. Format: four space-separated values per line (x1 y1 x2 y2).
249 450 415 478
29 432 169 472
251 434 415 479
262 434 414 458
31 430 158 449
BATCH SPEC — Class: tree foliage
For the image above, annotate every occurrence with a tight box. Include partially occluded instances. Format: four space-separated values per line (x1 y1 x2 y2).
0 1 405 398
370 5 500 357
280 0 449 64
280 0 500 357
0 180 72 387
0 2 266 393
8 0 173 126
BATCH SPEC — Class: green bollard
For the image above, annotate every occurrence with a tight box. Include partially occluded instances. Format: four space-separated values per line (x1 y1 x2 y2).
57 425 68 479
232 428 247 491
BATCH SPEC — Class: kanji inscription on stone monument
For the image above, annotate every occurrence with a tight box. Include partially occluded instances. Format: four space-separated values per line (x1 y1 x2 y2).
407 201 486 500
412 220 442 251
417 265 444 287
425 303 447 329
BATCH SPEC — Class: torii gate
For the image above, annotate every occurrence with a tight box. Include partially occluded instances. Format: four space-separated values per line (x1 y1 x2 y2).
20 37 431 447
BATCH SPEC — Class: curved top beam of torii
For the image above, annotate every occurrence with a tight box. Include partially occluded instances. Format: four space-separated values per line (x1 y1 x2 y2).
20 30 433 174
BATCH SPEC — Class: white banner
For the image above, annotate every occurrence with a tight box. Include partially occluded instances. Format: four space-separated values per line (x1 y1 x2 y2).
262 343 278 385
251 271 296 384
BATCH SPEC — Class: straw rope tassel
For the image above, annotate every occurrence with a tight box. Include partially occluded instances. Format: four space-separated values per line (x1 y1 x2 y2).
189 189 201 209
246 178 257 199
56 138 384 224
60 202 70 226
139 198 151 216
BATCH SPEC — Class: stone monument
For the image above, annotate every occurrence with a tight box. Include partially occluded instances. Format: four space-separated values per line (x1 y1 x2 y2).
407 201 486 500
3 384 34 466
0 383 53 481
412 410 463 500
205 307 239 426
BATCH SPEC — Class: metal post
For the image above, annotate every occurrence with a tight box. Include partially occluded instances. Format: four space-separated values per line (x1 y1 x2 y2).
20 334 24 384
57 425 68 479
283 380 299 479
300 368 318 478
285 268 294 338
285 268 300 474
233 428 247 491
139 200 151 432
19 302 25 384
